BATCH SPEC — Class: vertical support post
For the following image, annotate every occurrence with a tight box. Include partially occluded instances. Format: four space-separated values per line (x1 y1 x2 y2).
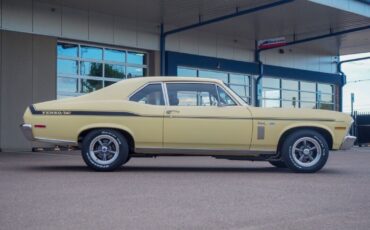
254 43 263 107
160 23 165 76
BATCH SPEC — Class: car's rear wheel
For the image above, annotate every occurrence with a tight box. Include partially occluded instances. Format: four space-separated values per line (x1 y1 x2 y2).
281 129 329 173
268 160 287 168
81 129 129 171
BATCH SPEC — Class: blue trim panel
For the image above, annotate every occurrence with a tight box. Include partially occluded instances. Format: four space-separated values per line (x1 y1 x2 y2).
166 51 343 85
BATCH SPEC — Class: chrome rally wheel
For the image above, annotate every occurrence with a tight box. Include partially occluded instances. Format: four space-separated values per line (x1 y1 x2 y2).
82 129 129 171
291 137 322 168
88 135 120 165
282 129 329 173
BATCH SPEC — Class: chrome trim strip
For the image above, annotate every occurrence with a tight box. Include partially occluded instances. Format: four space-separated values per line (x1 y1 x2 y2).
127 82 165 101
164 81 242 106
135 147 276 156
33 137 77 145
254 117 336 122
162 82 169 106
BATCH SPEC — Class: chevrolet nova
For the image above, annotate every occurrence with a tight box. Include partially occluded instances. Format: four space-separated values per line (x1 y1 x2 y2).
21 77 356 172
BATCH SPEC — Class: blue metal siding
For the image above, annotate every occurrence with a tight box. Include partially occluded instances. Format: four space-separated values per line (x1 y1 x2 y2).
166 51 343 86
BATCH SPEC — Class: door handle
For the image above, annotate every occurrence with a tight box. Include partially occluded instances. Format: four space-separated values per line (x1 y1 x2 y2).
166 110 180 115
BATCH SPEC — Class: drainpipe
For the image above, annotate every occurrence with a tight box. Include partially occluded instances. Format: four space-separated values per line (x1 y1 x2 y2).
160 23 165 75
254 25 370 108
159 0 296 76
254 45 263 107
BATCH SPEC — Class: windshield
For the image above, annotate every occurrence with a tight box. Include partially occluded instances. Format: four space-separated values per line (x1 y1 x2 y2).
222 83 249 106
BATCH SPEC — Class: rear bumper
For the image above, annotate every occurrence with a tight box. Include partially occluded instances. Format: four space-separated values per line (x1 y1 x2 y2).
20 123 35 141
339 135 356 150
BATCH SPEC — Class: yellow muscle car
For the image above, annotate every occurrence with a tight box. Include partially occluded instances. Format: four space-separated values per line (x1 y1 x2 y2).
20 77 356 172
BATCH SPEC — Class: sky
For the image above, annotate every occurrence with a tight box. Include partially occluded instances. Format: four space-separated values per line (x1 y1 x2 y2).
341 52 370 113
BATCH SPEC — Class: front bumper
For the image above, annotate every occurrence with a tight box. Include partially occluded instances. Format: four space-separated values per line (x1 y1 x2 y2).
20 123 35 141
339 135 356 150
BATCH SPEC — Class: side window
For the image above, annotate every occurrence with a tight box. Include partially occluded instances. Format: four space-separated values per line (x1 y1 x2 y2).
217 86 237 106
129 83 164 105
166 83 218 106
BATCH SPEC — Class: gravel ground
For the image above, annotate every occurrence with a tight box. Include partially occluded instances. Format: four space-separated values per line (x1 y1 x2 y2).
1 147 370 230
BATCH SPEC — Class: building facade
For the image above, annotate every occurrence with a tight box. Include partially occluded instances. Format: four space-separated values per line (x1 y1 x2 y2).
0 0 369 151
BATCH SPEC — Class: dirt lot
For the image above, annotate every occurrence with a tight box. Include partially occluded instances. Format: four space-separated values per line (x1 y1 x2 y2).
1 147 370 230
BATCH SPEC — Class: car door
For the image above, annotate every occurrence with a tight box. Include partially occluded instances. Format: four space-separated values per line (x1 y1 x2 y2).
128 83 166 149
163 82 253 152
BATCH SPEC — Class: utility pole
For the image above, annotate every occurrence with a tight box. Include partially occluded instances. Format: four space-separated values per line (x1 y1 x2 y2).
351 93 355 115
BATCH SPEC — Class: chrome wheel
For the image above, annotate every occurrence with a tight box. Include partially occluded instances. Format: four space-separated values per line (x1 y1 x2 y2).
88 135 119 165
291 137 322 167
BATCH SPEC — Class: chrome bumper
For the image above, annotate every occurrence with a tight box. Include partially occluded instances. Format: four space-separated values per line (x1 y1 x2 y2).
20 123 35 141
340 135 356 150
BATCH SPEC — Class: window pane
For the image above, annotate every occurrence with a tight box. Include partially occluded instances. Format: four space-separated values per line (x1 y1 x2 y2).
217 86 237 106
300 101 316 109
81 62 102 77
57 77 78 93
262 77 279 88
198 70 228 83
230 85 246 97
105 49 125 62
127 52 146 65
177 67 197 77
57 43 78 57
129 84 164 105
282 100 298 108
262 99 280 108
300 81 316 92
282 90 298 101
319 94 333 103
300 92 316 102
81 46 103 60
318 84 333 94
105 64 125 79
317 103 334 110
127 67 146 78
81 79 103 93
57 59 78 75
166 83 218 106
262 88 280 99
229 74 247 85
282 79 298 90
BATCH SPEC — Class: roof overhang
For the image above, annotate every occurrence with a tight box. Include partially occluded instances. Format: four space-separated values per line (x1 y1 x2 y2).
52 0 370 55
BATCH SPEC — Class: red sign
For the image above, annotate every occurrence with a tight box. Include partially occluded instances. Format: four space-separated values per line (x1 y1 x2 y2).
258 37 286 49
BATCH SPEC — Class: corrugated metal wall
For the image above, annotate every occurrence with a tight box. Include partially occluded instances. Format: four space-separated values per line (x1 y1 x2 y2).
0 0 338 74
0 30 56 151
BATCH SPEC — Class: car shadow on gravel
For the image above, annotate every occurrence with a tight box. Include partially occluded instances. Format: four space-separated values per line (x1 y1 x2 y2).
22 165 306 174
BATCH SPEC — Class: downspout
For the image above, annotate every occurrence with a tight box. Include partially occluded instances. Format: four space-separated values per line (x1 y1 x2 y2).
160 23 165 75
254 25 370 108
159 0 296 76
254 46 263 107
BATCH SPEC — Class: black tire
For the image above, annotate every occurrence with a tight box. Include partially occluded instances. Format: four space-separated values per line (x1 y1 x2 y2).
268 160 287 168
81 129 129 171
281 129 329 173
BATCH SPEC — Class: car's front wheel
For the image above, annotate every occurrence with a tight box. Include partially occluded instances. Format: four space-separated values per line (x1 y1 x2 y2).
281 129 329 173
81 129 129 171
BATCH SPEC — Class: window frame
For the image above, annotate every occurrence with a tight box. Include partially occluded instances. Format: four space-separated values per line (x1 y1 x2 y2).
176 66 252 104
163 81 240 107
57 40 149 99
128 82 166 106
261 77 336 110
